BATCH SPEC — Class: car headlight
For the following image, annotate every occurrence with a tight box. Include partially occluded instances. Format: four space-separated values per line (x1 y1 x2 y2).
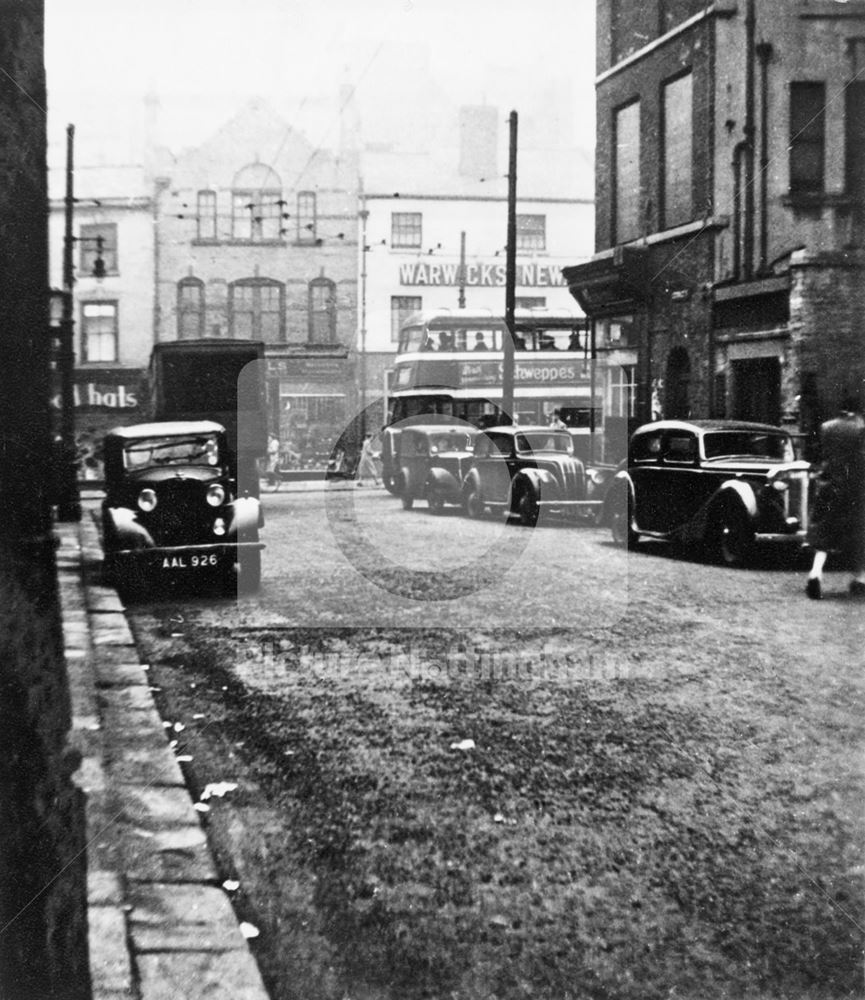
138 488 157 512
206 484 226 507
770 480 788 493
588 468 607 486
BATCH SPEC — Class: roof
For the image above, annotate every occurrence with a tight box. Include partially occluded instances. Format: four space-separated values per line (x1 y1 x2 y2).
633 419 790 435
104 420 226 440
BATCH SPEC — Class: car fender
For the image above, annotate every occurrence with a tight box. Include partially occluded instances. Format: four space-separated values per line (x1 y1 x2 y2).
105 506 155 549
426 466 461 493
688 480 756 543
514 467 558 497
713 479 758 518
462 468 482 497
229 496 261 538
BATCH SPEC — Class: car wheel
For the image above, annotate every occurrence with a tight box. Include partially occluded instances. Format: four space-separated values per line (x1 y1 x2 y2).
712 503 754 567
383 475 398 495
516 486 539 527
464 484 484 519
236 548 262 594
427 487 446 514
610 487 638 549
401 492 415 510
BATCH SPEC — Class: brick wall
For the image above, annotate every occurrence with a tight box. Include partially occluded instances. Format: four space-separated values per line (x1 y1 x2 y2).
0 3 90 996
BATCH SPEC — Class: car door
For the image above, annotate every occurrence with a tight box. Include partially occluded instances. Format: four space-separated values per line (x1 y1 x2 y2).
657 429 701 530
478 431 514 505
628 429 666 530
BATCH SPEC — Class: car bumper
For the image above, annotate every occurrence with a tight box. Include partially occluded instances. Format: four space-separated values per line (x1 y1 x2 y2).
108 541 264 571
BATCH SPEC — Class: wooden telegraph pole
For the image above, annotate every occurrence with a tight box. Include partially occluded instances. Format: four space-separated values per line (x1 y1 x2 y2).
502 111 517 423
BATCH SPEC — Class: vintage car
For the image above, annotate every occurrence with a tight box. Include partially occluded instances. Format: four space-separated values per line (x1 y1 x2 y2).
604 419 811 565
393 424 478 512
100 420 263 596
461 425 602 526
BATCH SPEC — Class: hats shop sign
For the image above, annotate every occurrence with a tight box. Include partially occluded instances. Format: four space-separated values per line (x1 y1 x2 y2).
51 372 141 411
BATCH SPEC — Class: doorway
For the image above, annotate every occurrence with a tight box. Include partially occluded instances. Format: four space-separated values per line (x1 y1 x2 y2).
731 357 781 424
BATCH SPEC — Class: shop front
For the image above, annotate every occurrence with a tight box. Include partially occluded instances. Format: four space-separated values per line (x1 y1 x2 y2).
265 353 354 473
53 368 145 481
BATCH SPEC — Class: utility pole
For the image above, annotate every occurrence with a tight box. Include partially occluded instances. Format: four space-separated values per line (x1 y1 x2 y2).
359 205 369 439
57 124 81 522
502 111 518 423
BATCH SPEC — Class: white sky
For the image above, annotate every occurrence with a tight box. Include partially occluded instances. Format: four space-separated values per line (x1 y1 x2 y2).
44 0 596 167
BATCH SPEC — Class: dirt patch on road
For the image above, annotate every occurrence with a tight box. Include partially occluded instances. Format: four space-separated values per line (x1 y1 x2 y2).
135 620 864 1000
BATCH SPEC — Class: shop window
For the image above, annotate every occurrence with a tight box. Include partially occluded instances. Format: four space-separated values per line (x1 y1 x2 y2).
515 297 546 309
614 100 641 243
662 72 693 227
81 301 118 362
609 365 636 418
789 82 825 194
231 164 283 240
297 191 317 243
177 278 205 339
197 190 217 240
391 212 422 248
391 296 422 342
309 277 336 343
516 215 546 251
79 223 117 276
229 278 284 342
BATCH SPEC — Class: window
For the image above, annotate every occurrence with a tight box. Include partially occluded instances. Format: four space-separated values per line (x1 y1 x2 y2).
391 296 422 342
197 191 217 240
231 164 283 241
309 277 336 343
609 365 636 418
515 297 546 309
177 278 205 339
614 100 641 242
662 72 693 227
516 215 546 251
391 212 422 248
81 301 117 362
846 81 865 225
79 223 117 276
789 82 826 194
229 279 284 342
297 191 317 243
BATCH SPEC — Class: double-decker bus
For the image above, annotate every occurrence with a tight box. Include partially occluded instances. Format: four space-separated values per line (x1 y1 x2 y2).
382 308 602 490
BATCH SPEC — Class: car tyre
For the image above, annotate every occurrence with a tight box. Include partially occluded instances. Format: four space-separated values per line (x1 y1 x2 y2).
426 487 446 515
712 502 754 567
236 547 262 594
464 484 485 519
516 486 540 527
610 487 638 549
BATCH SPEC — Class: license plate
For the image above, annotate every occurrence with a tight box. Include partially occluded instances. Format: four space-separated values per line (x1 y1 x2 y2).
161 552 221 570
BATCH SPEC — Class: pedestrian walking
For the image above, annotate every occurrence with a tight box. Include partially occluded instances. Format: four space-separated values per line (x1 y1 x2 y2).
266 432 281 491
805 393 865 599
356 433 380 487
549 409 567 430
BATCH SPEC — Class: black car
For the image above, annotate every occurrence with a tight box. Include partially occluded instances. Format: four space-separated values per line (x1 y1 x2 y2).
460 425 601 526
100 420 263 596
604 419 811 565
393 424 477 512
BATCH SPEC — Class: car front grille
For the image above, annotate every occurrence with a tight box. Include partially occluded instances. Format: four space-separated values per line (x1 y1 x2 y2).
139 480 221 546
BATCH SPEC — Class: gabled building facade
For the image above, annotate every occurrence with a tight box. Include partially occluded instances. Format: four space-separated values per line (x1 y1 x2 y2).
152 99 360 469
565 0 865 457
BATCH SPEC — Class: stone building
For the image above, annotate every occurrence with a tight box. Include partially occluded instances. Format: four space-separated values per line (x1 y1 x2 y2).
152 99 360 470
564 0 865 456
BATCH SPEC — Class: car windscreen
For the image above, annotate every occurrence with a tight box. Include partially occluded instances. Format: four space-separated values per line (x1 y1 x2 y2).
515 431 572 454
123 434 221 470
702 431 792 461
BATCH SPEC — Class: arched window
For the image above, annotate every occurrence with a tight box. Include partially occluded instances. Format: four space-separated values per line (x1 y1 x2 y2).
308 277 336 343
229 278 284 342
177 278 205 339
664 346 691 419
231 164 283 241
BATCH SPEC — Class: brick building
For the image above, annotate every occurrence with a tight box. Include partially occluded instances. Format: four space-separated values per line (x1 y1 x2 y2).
564 0 865 457
152 99 360 469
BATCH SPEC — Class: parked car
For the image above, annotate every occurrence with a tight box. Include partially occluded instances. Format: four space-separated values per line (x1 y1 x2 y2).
393 424 478 512
100 420 263 597
604 419 811 565
461 425 601 526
